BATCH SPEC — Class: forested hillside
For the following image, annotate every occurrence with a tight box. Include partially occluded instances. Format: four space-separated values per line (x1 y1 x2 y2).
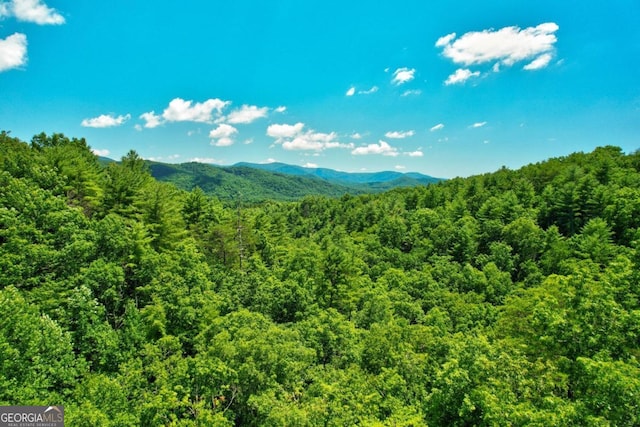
146 160 441 202
1 131 640 426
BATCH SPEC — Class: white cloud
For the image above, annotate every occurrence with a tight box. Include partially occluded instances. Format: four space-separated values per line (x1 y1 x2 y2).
430 123 445 132
359 86 379 95
168 154 181 160
139 111 163 128
401 89 422 97
445 68 480 85
190 157 218 164
303 162 318 168
352 140 399 157
267 122 305 140
437 23 559 69
347 85 379 96
91 148 110 157
213 138 234 147
406 150 424 157
275 106 287 113
392 67 416 85
3 0 65 25
282 132 338 151
395 165 406 170
209 123 238 147
523 53 553 70
224 104 268 124
267 122 350 152
385 130 415 139
81 113 130 128
282 136 324 151
471 121 487 128
351 132 363 139
0 33 27 72
435 33 456 47
263 158 277 164
162 97 229 123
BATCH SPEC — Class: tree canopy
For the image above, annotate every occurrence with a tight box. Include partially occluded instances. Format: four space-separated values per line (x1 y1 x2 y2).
1 131 639 425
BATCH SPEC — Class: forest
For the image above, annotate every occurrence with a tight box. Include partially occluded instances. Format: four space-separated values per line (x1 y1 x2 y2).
145 160 440 203
1 130 639 426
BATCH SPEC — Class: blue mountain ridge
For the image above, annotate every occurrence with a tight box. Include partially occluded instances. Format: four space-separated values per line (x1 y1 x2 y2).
233 162 442 185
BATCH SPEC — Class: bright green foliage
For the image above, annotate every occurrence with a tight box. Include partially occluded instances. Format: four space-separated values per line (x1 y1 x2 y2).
1 132 640 425
0 286 81 403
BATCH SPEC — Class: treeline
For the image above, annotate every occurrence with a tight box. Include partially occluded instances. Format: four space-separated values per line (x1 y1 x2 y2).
1 131 639 425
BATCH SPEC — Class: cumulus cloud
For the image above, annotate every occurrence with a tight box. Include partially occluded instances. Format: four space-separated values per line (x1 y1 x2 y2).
0 33 27 72
352 140 399 157
471 121 487 128
267 122 350 152
223 104 268 124
283 132 340 151
385 130 415 139
303 162 318 168
405 150 424 157
445 68 481 85
351 132 363 140
139 111 163 128
430 123 445 132
209 123 238 147
435 33 457 47
162 97 229 123
346 86 356 96
267 123 305 140
523 52 553 70
1 0 65 25
138 98 229 128
275 106 287 113
392 67 416 85
81 113 131 128
437 23 559 71
91 148 110 157
395 165 406 170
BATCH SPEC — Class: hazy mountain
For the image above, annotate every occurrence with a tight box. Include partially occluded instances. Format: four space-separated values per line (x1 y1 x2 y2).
234 162 442 185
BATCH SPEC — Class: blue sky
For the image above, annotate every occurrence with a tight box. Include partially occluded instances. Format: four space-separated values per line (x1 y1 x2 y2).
1 0 639 178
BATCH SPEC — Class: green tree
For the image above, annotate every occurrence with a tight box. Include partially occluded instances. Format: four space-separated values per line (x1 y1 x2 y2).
101 150 153 217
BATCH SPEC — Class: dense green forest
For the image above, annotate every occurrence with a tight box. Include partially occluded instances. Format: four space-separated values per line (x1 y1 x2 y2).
1 130 640 426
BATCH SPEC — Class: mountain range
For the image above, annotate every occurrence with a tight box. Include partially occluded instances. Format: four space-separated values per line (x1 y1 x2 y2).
140 160 442 202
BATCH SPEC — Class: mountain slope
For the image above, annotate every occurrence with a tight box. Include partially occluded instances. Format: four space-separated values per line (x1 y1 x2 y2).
234 161 442 185
148 162 364 202
149 161 442 202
